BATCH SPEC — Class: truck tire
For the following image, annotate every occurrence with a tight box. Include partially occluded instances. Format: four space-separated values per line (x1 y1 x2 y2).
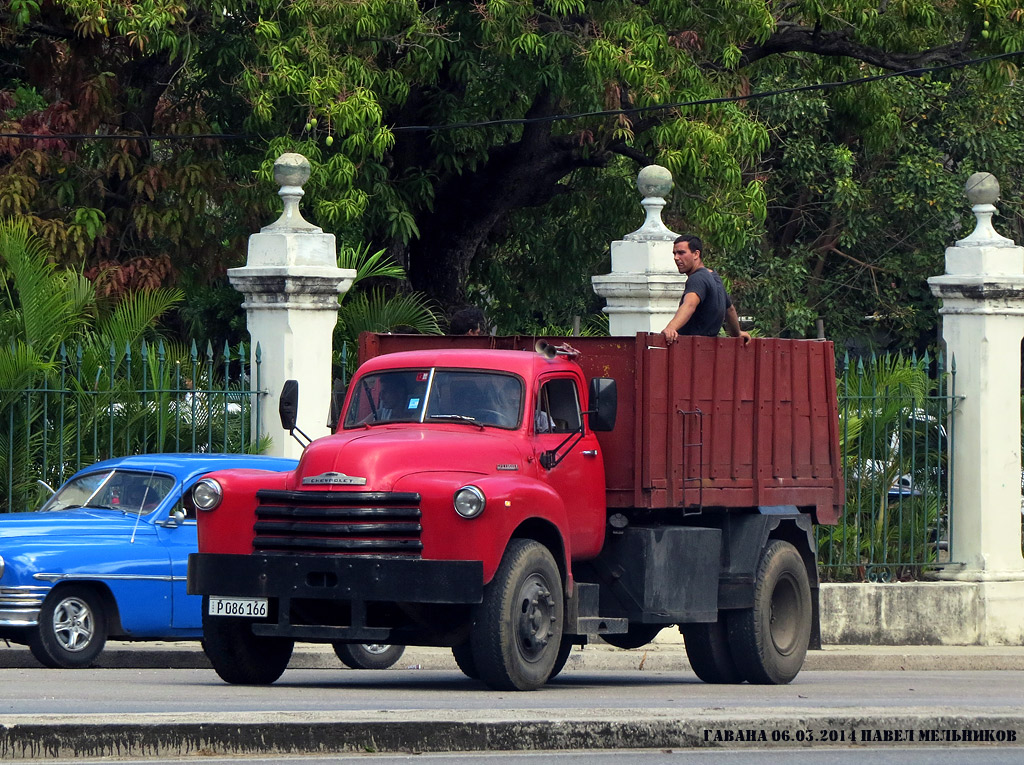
600 624 662 650
202 602 293 685
451 641 479 680
29 585 107 668
333 643 406 670
681 619 742 684
726 540 812 685
470 539 564 691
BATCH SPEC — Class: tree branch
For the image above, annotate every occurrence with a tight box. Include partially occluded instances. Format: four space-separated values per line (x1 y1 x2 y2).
739 23 972 71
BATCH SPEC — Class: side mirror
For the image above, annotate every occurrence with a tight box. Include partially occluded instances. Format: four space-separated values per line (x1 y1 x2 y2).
587 378 617 432
279 380 299 431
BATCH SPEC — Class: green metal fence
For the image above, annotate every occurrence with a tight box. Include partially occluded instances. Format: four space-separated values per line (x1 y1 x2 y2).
0 340 262 514
819 351 958 582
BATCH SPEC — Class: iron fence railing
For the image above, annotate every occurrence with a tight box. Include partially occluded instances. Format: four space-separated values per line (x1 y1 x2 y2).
0 340 262 514
819 351 959 582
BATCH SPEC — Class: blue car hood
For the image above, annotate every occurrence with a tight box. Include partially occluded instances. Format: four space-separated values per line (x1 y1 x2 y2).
0 509 153 540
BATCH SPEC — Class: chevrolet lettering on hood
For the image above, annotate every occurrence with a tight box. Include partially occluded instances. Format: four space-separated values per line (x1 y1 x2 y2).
302 472 368 486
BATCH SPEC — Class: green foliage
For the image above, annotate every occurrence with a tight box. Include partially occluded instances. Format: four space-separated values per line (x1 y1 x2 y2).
332 244 442 376
728 65 1024 347
0 221 257 511
2 1 1023 342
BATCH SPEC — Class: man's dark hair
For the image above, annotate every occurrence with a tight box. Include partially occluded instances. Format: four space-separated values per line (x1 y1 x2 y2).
449 306 486 335
674 234 703 255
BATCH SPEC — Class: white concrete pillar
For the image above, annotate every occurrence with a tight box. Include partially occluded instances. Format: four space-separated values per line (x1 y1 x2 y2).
229 153 355 458
927 172 1024 643
592 166 686 335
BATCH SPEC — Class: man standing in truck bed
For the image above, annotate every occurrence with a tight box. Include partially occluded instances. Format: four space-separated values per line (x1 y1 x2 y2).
662 235 750 344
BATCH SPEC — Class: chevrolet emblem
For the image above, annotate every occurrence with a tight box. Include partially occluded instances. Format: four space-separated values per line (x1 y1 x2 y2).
302 472 367 486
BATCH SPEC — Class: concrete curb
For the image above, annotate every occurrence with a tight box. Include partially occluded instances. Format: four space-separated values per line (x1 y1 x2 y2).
2 710 1022 760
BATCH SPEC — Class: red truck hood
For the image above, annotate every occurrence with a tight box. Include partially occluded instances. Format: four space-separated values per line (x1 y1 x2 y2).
291 427 526 490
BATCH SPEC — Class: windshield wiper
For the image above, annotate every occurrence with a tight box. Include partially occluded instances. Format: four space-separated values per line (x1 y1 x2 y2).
428 414 484 429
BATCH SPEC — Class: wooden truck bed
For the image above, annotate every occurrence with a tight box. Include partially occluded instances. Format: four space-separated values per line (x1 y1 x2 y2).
358 333 844 524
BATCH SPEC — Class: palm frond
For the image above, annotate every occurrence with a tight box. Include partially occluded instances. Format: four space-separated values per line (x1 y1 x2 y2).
338 288 442 338
337 244 406 289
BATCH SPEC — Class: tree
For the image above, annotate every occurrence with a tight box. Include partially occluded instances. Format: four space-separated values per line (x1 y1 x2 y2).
2 1 1022 339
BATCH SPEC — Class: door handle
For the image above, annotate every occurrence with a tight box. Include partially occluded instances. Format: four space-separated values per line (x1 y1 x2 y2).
582 450 598 457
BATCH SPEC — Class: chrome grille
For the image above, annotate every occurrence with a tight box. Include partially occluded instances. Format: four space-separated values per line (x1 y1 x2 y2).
253 490 422 557
0 585 50 608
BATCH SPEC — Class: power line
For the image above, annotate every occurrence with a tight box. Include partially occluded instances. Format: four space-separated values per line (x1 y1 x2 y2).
1 50 1021 143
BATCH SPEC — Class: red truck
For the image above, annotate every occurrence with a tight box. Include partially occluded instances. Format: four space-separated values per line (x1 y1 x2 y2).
187 333 843 690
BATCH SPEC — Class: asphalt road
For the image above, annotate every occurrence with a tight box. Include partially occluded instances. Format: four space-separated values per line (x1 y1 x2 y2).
2 666 1023 760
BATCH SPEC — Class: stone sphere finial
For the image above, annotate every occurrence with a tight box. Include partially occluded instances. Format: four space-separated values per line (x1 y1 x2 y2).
263 152 319 232
955 171 1015 248
274 153 311 189
966 172 999 206
637 165 673 199
624 165 679 242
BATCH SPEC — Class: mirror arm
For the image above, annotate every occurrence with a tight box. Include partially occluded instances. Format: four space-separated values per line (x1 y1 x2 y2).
540 425 586 470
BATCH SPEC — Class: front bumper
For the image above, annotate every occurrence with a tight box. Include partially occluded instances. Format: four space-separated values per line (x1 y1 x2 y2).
0 585 50 628
188 552 484 642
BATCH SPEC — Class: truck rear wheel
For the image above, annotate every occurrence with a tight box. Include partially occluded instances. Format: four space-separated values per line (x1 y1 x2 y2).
451 641 479 679
681 619 742 684
727 540 811 685
470 539 564 691
202 602 293 685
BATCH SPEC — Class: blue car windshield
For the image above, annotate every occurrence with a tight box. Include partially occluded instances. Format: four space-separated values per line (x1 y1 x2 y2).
41 469 176 515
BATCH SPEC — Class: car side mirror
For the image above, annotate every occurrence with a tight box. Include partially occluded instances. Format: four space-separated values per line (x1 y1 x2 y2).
587 378 617 432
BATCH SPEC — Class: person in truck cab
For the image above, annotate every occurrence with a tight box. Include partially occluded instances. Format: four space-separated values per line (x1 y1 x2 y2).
662 235 751 345
366 374 409 422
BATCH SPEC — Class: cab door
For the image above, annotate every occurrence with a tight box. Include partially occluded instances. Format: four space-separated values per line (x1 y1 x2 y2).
532 374 606 559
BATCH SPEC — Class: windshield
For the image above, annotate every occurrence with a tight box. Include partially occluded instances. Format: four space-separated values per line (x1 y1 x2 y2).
343 369 523 429
41 469 176 515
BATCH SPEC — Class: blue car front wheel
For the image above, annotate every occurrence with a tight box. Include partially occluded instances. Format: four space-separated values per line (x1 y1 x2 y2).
29 585 108 669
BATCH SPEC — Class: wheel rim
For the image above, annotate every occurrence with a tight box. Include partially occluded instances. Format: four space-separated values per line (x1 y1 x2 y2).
768 573 801 656
515 572 557 663
362 644 390 655
52 597 94 653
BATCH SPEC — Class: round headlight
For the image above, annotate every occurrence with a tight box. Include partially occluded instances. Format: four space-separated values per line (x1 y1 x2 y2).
0 554 5 580
192 478 223 511
454 485 486 519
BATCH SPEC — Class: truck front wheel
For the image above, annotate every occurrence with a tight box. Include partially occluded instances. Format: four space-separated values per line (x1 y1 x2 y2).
726 540 812 684
470 539 564 691
202 603 294 685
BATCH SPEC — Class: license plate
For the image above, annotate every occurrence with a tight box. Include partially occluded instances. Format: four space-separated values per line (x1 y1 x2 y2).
208 596 268 618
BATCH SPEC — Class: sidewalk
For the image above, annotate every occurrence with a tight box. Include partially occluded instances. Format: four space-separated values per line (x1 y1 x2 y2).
4 634 1024 671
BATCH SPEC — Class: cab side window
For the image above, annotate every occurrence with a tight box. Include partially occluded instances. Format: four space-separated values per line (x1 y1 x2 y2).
536 379 581 434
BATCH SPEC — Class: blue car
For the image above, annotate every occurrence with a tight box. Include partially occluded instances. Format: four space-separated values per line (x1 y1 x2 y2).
0 454 297 668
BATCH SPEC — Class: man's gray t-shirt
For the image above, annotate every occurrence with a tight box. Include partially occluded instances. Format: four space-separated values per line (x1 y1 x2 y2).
679 268 731 337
